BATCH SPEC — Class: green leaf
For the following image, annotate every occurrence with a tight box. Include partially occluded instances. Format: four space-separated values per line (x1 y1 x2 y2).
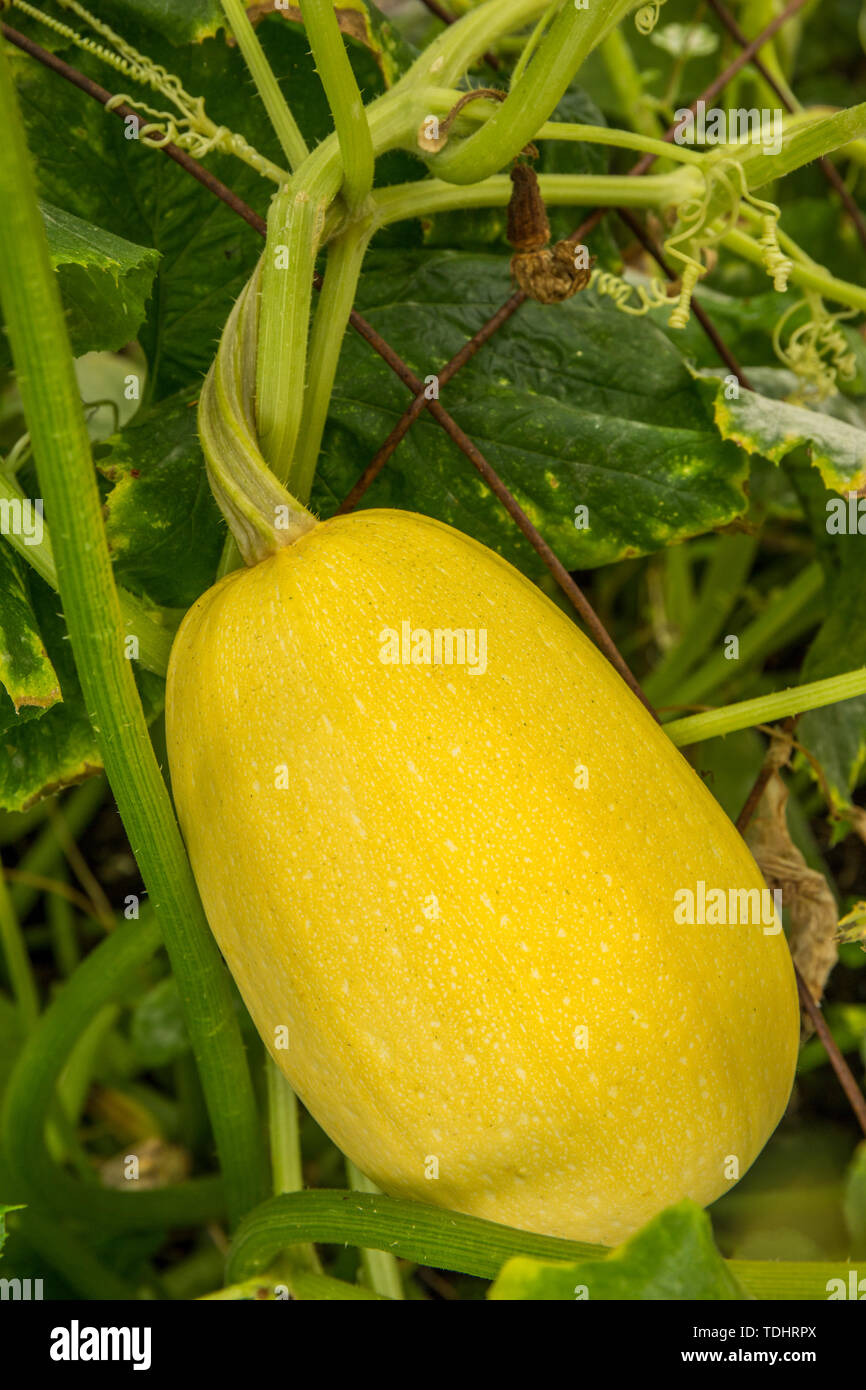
489 1201 751 1300
40 200 160 356
95 0 227 45
313 251 749 575
0 577 164 813
130 976 191 1067
12 15 389 400
0 542 61 722
700 375 866 493
96 390 224 610
0 1202 25 1260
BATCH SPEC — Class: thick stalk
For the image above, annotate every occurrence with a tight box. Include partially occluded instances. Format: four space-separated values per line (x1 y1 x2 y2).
664 668 866 747
256 173 340 480
219 0 308 171
428 1 640 184
301 0 374 210
225 1189 861 1299
291 222 373 502
372 169 699 230
0 34 268 1227
254 88 443 488
396 0 551 90
346 1162 405 1300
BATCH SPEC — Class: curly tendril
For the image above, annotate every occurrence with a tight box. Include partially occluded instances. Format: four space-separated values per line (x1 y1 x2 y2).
635 2 666 36
589 268 672 317
10 0 286 180
662 159 794 328
772 294 857 400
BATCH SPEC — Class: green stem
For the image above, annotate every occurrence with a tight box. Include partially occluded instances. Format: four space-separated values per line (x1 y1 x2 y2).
291 221 372 502
645 534 759 705
0 34 268 1227
225 1189 859 1299
256 175 333 482
302 0 374 210
510 0 560 88
428 0 640 184
267 1059 305 1195
266 1057 320 1274
219 0 308 171
669 561 825 709
372 169 698 230
664 668 866 747
47 888 80 978
599 27 664 140
2 912 225 1231
426 87 704 164
346 1162 405 1300
0 851 39 1032
723 224 866 313
398 0 551 90
9 779 105 922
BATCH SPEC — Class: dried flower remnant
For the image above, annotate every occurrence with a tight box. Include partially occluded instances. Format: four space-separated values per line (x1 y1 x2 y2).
507 164 595 304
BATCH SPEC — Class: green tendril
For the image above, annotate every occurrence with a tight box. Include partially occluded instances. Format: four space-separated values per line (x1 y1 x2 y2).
772 292 858 400
634 1 666 36
589 267 672 316
11 0 288 181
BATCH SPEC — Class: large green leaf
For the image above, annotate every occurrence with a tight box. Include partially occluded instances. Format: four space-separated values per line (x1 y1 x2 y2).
96 390 224 610
489 1201 750 1300
313 250 750 574
40 200 160 356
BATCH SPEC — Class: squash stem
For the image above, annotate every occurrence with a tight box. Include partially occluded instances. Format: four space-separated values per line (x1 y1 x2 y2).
0 34 268 1227
664 668 866 747
219 0 308 172
302 0 374 211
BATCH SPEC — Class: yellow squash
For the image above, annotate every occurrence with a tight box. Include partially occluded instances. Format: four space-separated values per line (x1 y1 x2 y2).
166 509 799 1245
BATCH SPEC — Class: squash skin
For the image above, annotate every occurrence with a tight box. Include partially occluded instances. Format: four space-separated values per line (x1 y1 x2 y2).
166 509 799 1245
